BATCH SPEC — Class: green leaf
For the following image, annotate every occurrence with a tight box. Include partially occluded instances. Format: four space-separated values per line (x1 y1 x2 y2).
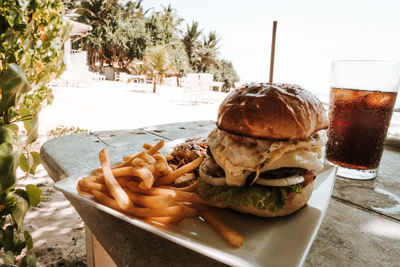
11 194 28 231
25 115 39 145
26 184 42 207
29 151 41 175
19 153 29 173
13 188 29 203
26 253 36 267
8 123 19 132
0 229 4 244
0 125 13 144
0 64 31 115
24 231 33 251
3 250 15 264
0 143 19 193
19 106 33 122
19 151 40 175
4 225 14 251
18 0 30 12
13 238 26 255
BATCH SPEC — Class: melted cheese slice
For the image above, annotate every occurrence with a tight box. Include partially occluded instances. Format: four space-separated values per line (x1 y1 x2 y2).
208 128 326 186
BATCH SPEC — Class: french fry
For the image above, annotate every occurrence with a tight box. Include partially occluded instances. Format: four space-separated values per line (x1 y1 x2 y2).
169 164 178 171
99 149 133 210
81 175 105 184
122 151 146 163
93 190 183 217
81 140 244 248
157 155 204 185
124 189 175 208
142 164 156 175
153 153 167 164
130 167 155 189
146 215 184 225
116 176 132 187
165 154 174 161
93 155 139 174
181 204 197 217
127 181 220 206
147 139 165 155
101 166 154 183
141 153 156 165
127 181 174 196
199 208 244 248
92 190 121 209
108 167 135 177
155 162 168 174
174 172 196 185
142 143 152 150
130 204 184 217
78 179 108 194
131 158 145 167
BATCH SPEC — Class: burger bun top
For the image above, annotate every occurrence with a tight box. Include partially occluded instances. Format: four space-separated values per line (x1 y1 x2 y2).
217 83 328 140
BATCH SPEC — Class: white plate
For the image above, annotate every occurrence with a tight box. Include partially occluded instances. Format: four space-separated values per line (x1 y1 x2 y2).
54 140 337 267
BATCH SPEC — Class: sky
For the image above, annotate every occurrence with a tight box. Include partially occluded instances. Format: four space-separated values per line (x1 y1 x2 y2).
142 0 400 103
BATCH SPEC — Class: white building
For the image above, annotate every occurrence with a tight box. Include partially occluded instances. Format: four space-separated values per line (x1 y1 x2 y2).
57 20 92 87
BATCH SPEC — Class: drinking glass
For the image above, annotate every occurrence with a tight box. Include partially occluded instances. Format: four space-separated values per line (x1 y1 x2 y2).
325 60 400 179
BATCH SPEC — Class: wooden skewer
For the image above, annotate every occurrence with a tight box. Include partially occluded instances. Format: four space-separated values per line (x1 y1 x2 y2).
269 21 278 84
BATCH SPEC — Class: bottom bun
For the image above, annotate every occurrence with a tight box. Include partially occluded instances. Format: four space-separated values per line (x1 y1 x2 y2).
228 181 314 217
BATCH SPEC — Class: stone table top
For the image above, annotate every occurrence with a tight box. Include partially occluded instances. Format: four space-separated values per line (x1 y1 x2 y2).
40 120 400 266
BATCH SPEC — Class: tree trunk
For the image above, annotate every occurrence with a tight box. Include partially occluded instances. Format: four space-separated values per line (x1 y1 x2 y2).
153 74 157 93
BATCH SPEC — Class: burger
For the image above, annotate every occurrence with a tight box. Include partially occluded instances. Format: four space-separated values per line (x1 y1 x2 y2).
198 83 329 217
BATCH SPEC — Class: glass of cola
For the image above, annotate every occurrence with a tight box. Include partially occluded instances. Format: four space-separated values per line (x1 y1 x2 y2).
326 60 400 179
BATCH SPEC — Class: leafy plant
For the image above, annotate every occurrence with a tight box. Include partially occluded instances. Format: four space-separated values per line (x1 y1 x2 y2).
211 59 240 92
0 0 70 264
142 46 177 93
48 126 90 138
71 1 238 87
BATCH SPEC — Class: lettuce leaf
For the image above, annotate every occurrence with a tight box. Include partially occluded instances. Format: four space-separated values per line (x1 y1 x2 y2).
198 180 303 212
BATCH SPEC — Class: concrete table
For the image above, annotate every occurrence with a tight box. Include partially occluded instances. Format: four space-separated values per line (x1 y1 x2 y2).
40 120 400 266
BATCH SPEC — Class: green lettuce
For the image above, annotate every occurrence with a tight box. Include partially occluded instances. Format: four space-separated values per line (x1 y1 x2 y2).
198 180 303 212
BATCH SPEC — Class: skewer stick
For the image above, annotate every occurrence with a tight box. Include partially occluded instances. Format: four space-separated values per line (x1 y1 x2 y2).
269 21 278 84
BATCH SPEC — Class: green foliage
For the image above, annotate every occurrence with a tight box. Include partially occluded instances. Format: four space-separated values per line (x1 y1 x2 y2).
142 45 176 93
211 59 240 91
146 4 183 46
0 64 31 120
182 21 203 68
48 125 90 138
73 0 150 70
25 184 42 207
0 186 41 265
0 143 19 194
167 42 190 77
72 1 239 86
0 0 69 117
0 0 68 264
181 21 239 89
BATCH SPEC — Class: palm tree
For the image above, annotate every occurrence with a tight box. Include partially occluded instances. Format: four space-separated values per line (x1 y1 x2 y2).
204 31 219 49
75 0 119 27
182 21 202 68
143 46 176 93
196 31 220 72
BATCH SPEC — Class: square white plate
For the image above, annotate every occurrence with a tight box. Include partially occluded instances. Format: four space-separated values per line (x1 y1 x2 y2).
54 141 337 267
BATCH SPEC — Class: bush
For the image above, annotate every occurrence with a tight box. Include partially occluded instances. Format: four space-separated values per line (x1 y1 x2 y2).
0 0 69 264
212 59 240 92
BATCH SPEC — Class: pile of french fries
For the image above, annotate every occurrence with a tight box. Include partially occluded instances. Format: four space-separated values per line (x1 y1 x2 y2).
77 139 244 248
